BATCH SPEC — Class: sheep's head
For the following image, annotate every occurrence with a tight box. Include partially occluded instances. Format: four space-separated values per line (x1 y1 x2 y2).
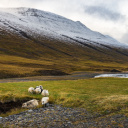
22 103 27 108
39 85 43 89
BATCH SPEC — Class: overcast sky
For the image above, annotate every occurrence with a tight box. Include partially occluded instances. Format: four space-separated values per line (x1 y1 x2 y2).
0 0 128 44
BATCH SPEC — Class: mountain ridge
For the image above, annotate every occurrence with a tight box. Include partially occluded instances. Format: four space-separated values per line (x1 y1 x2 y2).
0 7 127 48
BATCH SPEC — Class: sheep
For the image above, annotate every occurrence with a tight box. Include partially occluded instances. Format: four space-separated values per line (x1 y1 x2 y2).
34 88 41 94
41 89 49 96
35 86 39 89
28 87 35 94
22 99 39 108
41 97 49 107
39 85 43 92
34 85 43 93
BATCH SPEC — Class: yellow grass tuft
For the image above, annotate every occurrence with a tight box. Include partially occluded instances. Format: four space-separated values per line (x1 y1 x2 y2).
93 95 128 111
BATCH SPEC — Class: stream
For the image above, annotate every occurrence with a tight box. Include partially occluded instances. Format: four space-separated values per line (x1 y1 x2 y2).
94 73 128 78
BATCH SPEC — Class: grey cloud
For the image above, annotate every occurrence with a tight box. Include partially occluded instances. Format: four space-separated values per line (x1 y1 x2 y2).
121 32 128 44
85 6 125 21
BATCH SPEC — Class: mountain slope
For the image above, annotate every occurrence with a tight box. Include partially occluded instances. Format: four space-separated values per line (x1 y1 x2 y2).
0 7 128 48
0 7 128 78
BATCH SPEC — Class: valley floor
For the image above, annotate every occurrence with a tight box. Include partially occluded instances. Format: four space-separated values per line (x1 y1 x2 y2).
0 76 128 127
0 71 127 83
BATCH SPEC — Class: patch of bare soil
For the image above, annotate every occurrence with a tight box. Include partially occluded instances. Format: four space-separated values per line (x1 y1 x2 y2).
0 100 27 114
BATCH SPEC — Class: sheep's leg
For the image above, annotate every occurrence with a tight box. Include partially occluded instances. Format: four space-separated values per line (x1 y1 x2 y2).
45 103 49 107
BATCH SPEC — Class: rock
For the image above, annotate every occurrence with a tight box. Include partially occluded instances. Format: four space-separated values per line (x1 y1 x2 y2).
28 109 33 113
17 117 22 121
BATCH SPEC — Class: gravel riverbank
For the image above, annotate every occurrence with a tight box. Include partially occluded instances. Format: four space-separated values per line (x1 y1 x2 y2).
0 105 128 128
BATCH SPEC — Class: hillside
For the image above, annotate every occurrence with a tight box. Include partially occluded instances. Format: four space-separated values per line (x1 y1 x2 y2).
0 7 128 78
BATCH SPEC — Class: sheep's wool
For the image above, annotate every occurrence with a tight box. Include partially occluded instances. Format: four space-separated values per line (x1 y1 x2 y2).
35 88 41 94
41 89 49 96
22 99 39 108
28 87 34 93
41 97 49 105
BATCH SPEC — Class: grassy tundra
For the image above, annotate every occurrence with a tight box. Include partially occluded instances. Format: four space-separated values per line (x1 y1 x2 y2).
1 78 128 117
0 30 128 79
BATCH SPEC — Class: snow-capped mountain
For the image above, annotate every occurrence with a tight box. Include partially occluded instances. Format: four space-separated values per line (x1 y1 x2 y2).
0 7 127 48
0 7 128 78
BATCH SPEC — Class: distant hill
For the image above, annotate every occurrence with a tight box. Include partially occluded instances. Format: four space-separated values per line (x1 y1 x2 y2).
0 7 128 78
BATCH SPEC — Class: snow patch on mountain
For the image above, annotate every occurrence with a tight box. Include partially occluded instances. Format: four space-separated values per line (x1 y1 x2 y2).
0 7 128 48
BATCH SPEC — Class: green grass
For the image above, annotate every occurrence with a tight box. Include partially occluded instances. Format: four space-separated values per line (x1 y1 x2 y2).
1 78 128 116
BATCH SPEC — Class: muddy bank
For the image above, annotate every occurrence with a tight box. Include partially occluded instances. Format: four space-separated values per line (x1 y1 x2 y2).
0 72 99 83
0 100 27 114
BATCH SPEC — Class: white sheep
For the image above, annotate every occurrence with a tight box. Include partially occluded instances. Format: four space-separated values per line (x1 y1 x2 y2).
41 89 49 96
28 87 35 94
41 97 49 107
22 99 39 108
34 85 43 92
34 88 41 94
39 85 43 92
